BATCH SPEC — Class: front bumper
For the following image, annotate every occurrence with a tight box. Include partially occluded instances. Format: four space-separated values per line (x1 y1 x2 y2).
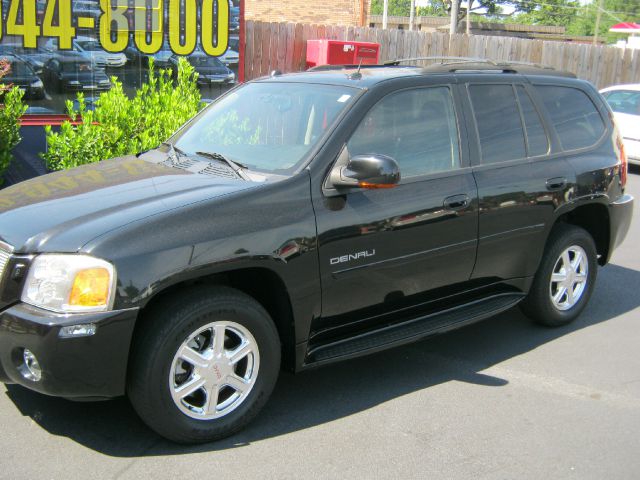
606 194 634 262
64 84 111 92
197 77 235 86
0 303 138 399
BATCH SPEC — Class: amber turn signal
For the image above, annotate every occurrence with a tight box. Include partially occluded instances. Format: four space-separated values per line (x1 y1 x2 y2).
68 268 111 307
358 181 397 189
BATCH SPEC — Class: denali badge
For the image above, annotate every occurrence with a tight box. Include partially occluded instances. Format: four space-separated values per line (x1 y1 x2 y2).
330 249 376 265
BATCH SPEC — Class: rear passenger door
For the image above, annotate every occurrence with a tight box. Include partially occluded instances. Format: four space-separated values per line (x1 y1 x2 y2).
463 80 574 281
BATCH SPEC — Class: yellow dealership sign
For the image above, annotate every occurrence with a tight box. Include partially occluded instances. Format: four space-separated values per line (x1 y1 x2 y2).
0 0 230 56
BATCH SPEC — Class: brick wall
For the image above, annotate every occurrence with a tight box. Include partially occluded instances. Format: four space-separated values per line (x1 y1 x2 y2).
245 0 370 26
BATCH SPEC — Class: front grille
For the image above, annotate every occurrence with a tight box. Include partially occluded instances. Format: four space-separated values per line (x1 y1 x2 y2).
0 245 12 281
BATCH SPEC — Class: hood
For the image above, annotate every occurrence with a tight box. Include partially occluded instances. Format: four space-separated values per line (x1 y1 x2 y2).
61 70 109 82
0 155 258 254
2 72 38 86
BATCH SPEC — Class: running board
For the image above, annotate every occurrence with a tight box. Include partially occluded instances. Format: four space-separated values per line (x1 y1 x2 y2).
305 293 524 366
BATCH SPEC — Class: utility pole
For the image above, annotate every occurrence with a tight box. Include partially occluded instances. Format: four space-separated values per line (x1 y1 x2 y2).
466 0 473 35
593 0 604 45
410 0 416 31
450 0 459 34
383 0 389 29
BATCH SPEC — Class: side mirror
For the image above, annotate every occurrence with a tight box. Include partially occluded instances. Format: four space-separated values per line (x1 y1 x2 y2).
330 154 401 190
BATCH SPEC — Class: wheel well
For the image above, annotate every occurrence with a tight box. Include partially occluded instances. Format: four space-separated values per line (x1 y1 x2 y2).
137 268 297 371
555 203 610 265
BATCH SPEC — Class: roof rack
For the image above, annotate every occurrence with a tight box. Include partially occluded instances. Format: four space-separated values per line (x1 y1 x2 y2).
384 56 497 66
303 57 574 79
307 63 413 72
386 56 558 72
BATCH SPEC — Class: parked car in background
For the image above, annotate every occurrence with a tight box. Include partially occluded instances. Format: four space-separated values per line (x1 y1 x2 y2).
125 39 174 68
72 0 103 22
0 42 49 75
228 36 240 54
44 37 127 68
0 54 45 99
601 84 640 165
218 48 239 67
42 53 111 93
230 6 240 32
169 52 235 85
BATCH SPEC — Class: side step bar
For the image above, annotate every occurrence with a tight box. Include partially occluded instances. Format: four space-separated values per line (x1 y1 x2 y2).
306 293 524 366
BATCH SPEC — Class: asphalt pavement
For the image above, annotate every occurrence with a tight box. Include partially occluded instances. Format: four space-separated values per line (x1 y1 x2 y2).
1 172 639 480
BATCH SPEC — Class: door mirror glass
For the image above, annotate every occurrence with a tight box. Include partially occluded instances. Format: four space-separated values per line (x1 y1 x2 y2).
330 154 401 190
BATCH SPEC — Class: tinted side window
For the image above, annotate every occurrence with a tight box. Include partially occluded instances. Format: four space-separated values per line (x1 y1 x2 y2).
535 85 606 151
469 84 526 164
347 87 460 178
516 86 549 157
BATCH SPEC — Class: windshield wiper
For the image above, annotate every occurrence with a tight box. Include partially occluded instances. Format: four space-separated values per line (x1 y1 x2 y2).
161 142 187 164
195 151 250 180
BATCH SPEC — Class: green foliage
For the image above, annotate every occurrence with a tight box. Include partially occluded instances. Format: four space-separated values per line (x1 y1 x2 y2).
513 0 581 27
371 0 640 39
43 58 202 171
0 61 28 183
371 0 450 17
566 0 640 41
202 111 262 146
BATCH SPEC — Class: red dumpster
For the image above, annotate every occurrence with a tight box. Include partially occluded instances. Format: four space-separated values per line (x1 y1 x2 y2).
306 40 380 68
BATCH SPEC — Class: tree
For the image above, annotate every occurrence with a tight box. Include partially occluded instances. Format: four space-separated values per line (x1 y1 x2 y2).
371 0 450 17
0 59 27 184
567 0 640 40
514 0 581 27
43 58 202 171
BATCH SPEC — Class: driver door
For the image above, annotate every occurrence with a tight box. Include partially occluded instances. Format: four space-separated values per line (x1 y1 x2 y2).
312 84 479 336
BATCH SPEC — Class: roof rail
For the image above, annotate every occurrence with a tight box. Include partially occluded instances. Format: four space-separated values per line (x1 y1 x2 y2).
384 56 497 66
307 63 411 72
386 56 556 71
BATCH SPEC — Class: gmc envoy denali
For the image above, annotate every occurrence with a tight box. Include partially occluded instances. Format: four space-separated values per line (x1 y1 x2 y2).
0 59 633 443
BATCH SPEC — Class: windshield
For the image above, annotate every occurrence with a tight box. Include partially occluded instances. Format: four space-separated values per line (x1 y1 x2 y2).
7 59 35 77
61 61 94 73
189 56 224 68
173 82 358 174
76 41 103 52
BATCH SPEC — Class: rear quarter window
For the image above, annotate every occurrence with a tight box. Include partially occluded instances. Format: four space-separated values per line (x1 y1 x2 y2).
534 85 606 151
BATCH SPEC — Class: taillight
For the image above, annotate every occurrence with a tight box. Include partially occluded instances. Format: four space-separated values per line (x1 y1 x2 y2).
616 135 628 188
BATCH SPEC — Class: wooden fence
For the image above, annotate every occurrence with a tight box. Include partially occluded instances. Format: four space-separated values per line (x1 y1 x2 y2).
243 21 640 89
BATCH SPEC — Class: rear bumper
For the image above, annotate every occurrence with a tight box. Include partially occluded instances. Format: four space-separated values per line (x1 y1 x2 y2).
0 303 138 399
606 194 634 262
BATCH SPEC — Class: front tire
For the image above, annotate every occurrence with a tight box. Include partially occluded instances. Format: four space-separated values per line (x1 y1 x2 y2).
127 286 281 444
520 224 597 327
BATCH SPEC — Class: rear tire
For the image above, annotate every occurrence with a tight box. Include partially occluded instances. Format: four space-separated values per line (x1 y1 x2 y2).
127 286 281 444
520 224 597 327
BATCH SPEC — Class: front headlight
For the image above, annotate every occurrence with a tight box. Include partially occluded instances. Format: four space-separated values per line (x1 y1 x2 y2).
31 79 43 88
21 254 116 313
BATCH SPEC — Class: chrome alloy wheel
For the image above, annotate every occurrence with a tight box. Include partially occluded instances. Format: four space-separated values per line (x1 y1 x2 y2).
549 245 588 311
169 321 260 420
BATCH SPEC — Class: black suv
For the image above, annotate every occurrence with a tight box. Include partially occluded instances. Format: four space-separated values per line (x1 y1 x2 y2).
0 60 633 444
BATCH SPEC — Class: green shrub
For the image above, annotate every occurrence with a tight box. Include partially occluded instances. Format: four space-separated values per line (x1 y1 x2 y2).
43 58 202 171
0 59 28 184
